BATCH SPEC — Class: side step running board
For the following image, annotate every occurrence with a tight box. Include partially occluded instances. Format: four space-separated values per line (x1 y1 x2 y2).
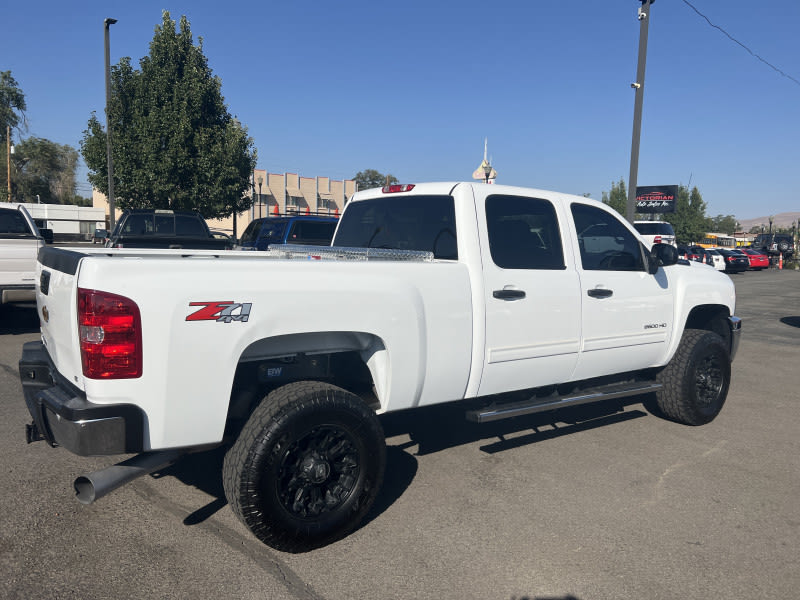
466 382 662 424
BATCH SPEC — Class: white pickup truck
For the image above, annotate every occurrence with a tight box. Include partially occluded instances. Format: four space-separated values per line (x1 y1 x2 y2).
20 182 741 552
1 204 45 304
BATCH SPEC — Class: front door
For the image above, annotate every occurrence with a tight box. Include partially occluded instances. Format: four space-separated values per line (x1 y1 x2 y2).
568 202 674 381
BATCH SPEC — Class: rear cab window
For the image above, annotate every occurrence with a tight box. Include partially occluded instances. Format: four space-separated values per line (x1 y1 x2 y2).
332 195 457 259
633 222 675 236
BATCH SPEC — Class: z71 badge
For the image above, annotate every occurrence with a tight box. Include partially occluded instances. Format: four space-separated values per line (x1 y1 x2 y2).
186 301 252 323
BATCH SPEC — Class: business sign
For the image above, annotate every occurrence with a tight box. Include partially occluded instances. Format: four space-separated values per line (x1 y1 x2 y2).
636 185 677 213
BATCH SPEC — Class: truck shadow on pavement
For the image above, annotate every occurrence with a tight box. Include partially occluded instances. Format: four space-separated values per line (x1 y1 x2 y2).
379 398 648 457
0 303 40 335
154 399 647 535
780 316 800 328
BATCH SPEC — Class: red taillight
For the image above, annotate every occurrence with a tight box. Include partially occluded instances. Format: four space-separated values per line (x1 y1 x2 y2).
78 288 142 379
654 235 662 244
382 184 415 193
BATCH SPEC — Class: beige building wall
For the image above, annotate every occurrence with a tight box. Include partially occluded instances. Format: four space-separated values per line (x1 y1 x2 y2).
93 171 356 238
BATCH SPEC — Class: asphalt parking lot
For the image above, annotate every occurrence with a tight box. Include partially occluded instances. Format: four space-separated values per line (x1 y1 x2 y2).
1 266 799 600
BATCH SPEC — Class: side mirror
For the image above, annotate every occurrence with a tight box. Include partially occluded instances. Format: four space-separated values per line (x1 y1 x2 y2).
648 243 679 273
39 228 54 244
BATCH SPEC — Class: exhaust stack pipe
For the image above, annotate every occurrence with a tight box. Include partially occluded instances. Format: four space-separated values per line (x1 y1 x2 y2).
74 450 185 504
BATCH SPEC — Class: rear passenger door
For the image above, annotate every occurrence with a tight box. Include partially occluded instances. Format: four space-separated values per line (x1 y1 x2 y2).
477 193 582 396
569 202 673 380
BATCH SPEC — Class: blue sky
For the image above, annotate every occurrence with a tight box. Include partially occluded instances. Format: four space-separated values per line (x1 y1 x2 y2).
3 1 798 221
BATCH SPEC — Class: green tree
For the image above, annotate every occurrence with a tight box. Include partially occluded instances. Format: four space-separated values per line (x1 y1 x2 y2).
707 214 739 235
10 137 80 204
354 169 398 191
1 70 26 136
1 70 28 201
601 178 627 216
81 12 256 219
665 186 708 245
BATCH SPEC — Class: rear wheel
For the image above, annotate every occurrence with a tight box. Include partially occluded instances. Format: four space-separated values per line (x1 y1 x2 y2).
223 381 385 552
654 329 730 425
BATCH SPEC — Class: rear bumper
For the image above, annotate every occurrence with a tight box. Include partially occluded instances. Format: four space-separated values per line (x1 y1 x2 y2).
19 341 144 456
728 316 742 362
1 284 35 304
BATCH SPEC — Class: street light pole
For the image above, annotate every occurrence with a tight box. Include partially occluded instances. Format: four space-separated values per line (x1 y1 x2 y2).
257 176 263 218
104 17 118 229
626 0 654 224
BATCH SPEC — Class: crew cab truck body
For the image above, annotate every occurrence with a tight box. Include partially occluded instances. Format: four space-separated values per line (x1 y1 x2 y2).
1 204 46 304
20 182 741 552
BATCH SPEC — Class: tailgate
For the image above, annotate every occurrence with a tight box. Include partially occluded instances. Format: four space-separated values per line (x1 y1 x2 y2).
0 238 43 287
37 247 85 388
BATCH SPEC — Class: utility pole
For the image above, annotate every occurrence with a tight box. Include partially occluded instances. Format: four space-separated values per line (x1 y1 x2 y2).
104 17 118 229
626 0 653 224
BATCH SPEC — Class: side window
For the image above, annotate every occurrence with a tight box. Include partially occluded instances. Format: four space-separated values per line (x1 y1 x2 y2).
176 215 206 236
486 195 565 270
571 203 644 271
240 220 261 244
287 221 337 245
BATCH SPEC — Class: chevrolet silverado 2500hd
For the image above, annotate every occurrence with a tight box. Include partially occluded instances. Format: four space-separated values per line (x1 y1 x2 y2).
19 182 741 552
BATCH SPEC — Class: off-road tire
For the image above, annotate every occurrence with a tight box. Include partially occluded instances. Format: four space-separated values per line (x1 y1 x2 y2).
223 381 386 552
655 328 730 426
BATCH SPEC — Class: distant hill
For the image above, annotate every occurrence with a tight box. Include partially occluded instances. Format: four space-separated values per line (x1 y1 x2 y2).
737 212 800 232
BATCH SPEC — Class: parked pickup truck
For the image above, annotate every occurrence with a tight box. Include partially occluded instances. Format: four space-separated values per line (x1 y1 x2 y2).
20 182 741 552
105 209 232 250
1 204 46 304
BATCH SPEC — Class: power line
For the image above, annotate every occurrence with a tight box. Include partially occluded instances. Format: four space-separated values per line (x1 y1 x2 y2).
681 0 800 87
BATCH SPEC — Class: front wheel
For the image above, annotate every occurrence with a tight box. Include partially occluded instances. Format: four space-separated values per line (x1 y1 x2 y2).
654 329 731 425
223 381 386 552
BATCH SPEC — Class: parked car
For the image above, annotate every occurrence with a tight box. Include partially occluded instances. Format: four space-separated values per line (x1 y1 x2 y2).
93 229 108 244
106 210 232 250
238 215 339 251
740 248 769 270
705 249 726 271
698 248 715 268
717 249 749 273
678 245 701 262
633 221 677 249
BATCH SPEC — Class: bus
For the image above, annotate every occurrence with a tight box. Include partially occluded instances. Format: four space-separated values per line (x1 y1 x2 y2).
699 233 735 249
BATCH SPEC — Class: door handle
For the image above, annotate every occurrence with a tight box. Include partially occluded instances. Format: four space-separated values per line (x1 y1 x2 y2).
587 288 613 299
493 289 526 300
